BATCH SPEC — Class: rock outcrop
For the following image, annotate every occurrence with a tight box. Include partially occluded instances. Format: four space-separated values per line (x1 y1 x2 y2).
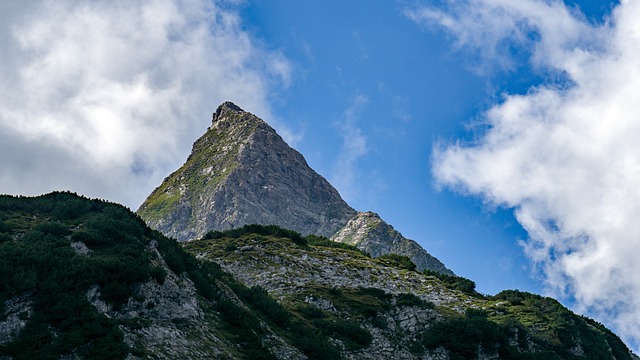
138 102 453 274
332 212 453 275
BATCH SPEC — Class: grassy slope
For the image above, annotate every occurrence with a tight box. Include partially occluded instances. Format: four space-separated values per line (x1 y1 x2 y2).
185 226 635 360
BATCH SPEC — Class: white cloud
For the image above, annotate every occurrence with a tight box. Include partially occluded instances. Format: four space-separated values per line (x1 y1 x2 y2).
0 0 290 208
332 94 369 201
411 0 640 351
405 0 600 73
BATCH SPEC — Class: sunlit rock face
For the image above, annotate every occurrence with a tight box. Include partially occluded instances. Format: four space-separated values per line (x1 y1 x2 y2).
138 101 451 275
138 102 356 241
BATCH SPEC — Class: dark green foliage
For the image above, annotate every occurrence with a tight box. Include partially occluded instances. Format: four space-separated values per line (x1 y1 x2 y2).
215 297 278 360
203 224 307 245
156 235 189 274
377 253 417 271
0 193 285 360
422 308 511 359
396 293 435 309
0 193 632 360
289 324 342 360
491 289 535 305
313 318 372 350
156 234 224 301
149 267 167 284
238 285 291 327
424 269 478 295
0 232 11 244
298 286 425 324
295 303 326 319
421 292 635 360
35 221 71 237
304 234 369 256
0 193 152 359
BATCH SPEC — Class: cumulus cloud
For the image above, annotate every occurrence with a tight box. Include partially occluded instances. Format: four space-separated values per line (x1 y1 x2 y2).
409 0 640 350
0 0 290 208
332 94 369 201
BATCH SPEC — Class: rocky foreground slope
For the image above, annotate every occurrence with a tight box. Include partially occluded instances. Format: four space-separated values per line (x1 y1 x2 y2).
138 102 450 274
0 193 636 359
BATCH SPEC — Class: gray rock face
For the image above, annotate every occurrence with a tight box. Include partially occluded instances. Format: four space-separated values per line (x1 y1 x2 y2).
332 212 453 275
138 101 451 274
138 102 356 241
0 293 32 346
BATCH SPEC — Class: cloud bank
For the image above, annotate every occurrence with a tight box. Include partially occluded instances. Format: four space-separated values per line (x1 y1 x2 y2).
0 0 290 208
409 0 640 350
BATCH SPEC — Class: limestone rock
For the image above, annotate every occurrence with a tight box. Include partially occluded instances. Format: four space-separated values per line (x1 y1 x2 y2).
0 293 32 345
138 102 452 275
332 212 453 275
138 102 356 241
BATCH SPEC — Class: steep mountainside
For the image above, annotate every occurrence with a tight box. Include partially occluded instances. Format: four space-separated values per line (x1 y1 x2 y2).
0 193 636 360
138 102 450 274
0 192 297 359
186 226 637 360
138 102 356 241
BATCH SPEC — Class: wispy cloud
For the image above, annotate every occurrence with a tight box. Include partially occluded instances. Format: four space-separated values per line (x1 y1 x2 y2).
0 0 290 208
410 0 640 350
405 0 600 73
332 94 369 202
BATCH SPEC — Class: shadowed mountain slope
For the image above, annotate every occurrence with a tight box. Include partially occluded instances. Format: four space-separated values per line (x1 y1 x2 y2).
0 193 636 360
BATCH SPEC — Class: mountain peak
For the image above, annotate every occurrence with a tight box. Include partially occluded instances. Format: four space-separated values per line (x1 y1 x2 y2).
212 101 244 123
138 102 452 274
138 102 356 241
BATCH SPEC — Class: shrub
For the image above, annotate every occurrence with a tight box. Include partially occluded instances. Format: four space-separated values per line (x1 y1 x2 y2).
424 270 477 295
396 293 434 308
377 254 417 271
149 267 167 284
203 224 307 245
304 234 369 255
314 318 372 350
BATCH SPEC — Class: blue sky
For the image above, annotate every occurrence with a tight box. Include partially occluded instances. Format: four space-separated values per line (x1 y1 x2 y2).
241 0 543 294
2 0 640 352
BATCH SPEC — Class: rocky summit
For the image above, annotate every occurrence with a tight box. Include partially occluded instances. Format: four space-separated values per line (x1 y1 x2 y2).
138 102 356 241
138 102 451 274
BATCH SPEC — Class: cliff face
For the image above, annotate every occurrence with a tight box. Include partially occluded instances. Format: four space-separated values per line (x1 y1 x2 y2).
137 102 356 241
138 102 452 274
331 212 453 275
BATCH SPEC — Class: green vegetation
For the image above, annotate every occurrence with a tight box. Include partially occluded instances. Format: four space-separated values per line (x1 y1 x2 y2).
376 253 417 271
423 269 478 296
0 193 280 360
2 195 632 359
189 224 635 360
203 224 307 246
304 234 370 256
418 290 635 360
0 192 150 359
